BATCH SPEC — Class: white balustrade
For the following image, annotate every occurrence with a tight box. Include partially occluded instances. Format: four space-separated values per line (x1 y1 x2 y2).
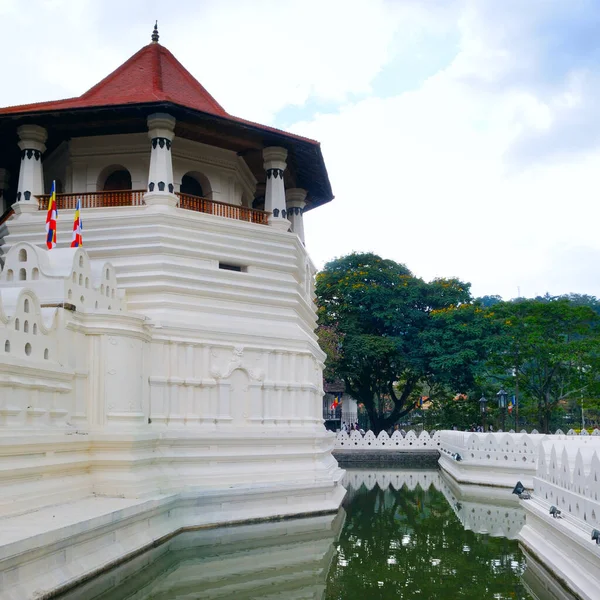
335 428 600 455
437 429 600 491
334 429 440 450
534 437 600 528
438 430 547 467
518 436 600 600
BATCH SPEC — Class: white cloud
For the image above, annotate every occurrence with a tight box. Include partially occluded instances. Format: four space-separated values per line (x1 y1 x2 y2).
1 0 402 124
2 0 600 300
170 0 402 123
298 2 600 300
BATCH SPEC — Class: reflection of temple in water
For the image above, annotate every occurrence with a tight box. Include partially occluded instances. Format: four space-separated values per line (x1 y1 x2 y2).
57 471 571 600
343 469 526 540
56 511 345 600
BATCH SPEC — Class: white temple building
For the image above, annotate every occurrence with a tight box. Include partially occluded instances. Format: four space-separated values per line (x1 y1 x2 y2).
0 25 344 599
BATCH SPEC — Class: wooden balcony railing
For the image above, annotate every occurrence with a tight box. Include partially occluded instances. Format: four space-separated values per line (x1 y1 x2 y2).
176 192 269 225
31 190 269 226
37 190 146 210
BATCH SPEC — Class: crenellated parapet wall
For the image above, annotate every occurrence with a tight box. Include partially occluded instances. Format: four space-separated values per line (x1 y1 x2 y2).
535 437 600 524
438 429 600 492
518 437 600 600
0 243 131 432
1 241 125 312
335 429 440 450
439 430 556 489
439 430 547 463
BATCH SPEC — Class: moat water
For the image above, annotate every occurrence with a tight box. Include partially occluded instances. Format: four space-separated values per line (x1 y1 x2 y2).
56 469 563 600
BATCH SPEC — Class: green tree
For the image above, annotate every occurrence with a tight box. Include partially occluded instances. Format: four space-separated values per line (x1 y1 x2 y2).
484 299 600 433
475 294 503 307
316 253 479 433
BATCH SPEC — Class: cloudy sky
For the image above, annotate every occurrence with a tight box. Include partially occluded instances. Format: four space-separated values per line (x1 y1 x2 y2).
2 0 600 300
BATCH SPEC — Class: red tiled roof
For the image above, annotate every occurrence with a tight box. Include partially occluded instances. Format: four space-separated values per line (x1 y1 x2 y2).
0 42 320 146
0 42 226 116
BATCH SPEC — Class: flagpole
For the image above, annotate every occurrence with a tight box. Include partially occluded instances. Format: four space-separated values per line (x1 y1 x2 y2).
45 180 57 250
515 374 519 431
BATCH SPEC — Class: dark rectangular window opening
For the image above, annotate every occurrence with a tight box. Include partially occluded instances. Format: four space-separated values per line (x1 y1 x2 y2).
219 262 246 272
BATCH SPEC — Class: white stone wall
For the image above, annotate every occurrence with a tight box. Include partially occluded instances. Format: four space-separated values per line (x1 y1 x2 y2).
439 430 551 489
146 342 323 428
439 430 545 467
3 199 325 428
518 436 600 600
0 215 340 512
0 239 328 437
0 243 153 519
438 429 600 495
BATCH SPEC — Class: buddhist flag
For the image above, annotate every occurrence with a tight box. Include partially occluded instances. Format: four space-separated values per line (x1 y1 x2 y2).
45 180 58 249
71 198 83 247
508 400 513 415
331 394 341 410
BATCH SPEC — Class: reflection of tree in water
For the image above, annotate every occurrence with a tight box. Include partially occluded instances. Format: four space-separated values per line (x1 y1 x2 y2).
326 482 530 600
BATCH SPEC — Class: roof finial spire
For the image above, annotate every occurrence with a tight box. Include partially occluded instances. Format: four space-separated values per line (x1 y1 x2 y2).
151 20 159 43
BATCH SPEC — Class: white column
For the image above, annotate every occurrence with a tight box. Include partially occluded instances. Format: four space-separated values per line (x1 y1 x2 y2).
263 146 290 231
285 188 307 244
15 125 47 214
0 169 9 214
144 113 177 207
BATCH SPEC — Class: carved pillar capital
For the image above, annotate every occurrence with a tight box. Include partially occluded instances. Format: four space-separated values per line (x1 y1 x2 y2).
285 188 307 244
16 125 47 211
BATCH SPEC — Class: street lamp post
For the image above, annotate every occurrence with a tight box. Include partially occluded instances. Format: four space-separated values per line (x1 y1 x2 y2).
497 388 508 431
479 396 488 431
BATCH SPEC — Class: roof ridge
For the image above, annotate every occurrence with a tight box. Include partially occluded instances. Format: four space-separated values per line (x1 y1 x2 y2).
157 45 227 115
79 43 154 100
153 42 163 95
